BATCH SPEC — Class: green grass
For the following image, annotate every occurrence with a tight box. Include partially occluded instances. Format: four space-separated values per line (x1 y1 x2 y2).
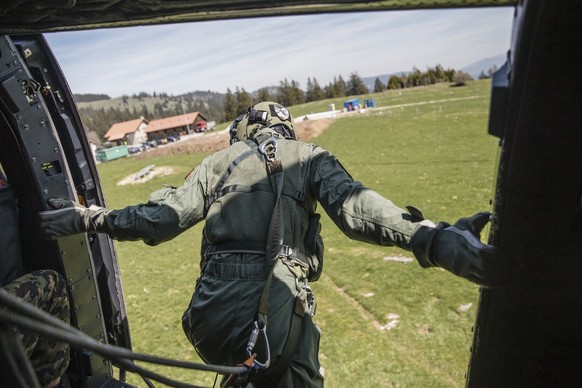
97 80 498 387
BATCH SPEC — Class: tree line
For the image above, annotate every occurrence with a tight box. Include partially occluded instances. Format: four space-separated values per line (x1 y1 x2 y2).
223 65 465 121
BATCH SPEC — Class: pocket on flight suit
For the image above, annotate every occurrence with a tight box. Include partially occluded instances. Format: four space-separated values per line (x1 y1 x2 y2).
264 258 306 362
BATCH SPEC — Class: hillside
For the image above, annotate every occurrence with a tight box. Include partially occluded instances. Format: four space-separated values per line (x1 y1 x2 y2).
75 91 224 142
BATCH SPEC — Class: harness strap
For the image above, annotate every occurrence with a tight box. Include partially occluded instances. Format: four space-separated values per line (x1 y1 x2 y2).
253 137 306 385
205 241 312 267
222 135 306 387
257 148 284 326
205 139 305 210
205 145 258 211
209 183 305 205
257 296 304 386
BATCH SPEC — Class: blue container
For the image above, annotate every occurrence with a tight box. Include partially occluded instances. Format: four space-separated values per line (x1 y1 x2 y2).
343 99 359 111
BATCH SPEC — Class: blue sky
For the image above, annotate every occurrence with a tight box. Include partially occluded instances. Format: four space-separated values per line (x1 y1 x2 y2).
44 7 514 98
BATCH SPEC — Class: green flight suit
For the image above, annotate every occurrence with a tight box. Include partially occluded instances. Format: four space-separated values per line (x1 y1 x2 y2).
89 128 422 387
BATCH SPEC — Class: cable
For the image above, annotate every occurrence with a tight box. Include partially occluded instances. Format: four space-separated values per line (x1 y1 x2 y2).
0 289 248 387
0 288 246 373
0 308 208 388
141 373 157 388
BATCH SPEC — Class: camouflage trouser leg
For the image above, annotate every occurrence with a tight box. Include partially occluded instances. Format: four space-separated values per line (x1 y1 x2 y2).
2 269 71 386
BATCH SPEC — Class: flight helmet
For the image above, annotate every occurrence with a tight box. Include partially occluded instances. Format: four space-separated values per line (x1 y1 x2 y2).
229 101 295 144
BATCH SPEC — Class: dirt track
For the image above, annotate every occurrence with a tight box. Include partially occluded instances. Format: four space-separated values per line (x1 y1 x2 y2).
134 118 333 160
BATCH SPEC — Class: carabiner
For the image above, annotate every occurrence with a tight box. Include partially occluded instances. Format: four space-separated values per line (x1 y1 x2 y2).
296 278 317 317
246 320 271 370
305 283 317 316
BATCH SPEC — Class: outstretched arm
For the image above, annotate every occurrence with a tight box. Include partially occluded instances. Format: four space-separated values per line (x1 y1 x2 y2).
39 165 208 245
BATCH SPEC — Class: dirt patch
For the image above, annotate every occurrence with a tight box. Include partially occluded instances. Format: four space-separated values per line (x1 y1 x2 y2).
295 118 333 142
134 118 333 160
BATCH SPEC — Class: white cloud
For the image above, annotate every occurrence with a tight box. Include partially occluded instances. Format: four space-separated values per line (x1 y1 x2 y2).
44 7 514 97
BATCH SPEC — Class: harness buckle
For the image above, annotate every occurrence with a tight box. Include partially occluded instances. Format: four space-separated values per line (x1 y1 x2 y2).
305 283 317 316
259 137 278 162
281 245 293 257
296 279 317 317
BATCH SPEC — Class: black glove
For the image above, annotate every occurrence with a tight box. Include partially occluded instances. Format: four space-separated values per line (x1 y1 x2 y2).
39 198 105 239
411 212 503 287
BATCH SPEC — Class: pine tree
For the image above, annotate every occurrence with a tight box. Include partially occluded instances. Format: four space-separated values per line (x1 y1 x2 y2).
324 82 334 99
235 87 254 116
387 75 404 90
289 80 305 105
224 88 238 121
374 77 385 93
444 69 456 82
139 105 149 119
334 76 347 97
256 87 272 102
434 64 446 83
277 79 292 106
305 78 315 102
424 67 437 85
154 102 164 118
406 67 422 87
347 72 369 96
311 78 325 101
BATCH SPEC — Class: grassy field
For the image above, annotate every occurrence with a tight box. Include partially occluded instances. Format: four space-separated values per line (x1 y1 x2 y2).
97 79 498 387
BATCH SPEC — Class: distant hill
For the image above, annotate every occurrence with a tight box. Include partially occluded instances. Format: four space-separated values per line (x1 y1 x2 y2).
74 93 111 103
75 91 222 112
461 54 507 79
362 54 507 90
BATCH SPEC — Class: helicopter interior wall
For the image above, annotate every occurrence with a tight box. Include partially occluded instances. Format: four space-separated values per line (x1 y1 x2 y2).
0 34 133 386
466 0 582 385
0 121 63 276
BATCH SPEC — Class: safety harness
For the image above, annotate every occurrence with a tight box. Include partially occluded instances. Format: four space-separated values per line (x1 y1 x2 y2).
213 134 313 387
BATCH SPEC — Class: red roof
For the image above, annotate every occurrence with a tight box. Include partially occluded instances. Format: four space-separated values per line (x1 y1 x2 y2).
104 118 147 141
146 112 208 133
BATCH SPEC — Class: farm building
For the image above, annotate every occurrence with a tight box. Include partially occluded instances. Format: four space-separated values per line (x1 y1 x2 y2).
103 117 148 146
146 112 209 141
